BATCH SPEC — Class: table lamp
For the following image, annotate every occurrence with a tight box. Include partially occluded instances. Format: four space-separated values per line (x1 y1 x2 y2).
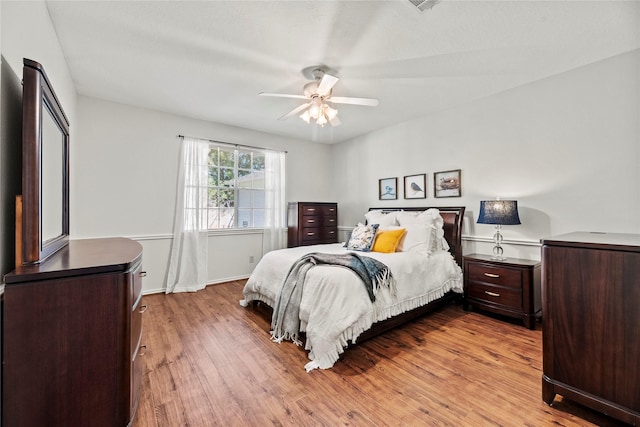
477 200 521 260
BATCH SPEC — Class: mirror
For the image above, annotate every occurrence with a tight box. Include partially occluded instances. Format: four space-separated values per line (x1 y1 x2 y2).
21 58 70 264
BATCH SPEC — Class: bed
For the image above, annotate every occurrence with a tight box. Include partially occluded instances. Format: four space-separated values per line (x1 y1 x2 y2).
240 206 465 371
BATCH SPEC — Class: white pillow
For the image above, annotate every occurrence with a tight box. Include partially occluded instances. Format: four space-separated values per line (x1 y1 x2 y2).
397 225 431 253
397 209 449 253
364 210 399 227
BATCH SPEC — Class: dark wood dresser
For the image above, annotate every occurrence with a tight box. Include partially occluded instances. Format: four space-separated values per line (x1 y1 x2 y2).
2 237 146 427
287 202 338 247
541 232 640 425
463 254 541 329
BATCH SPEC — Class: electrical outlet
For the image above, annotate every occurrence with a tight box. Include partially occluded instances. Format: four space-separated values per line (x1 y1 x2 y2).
249 255 255 263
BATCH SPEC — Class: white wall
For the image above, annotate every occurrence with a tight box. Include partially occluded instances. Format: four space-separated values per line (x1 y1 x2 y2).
331 50 640 260
1 1 78 276
76 96 335 293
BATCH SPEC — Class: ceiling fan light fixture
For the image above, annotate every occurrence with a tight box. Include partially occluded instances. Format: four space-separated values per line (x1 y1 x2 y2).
309 98 321 119
324 104 338 120
300 110 311 123
316 114 328 126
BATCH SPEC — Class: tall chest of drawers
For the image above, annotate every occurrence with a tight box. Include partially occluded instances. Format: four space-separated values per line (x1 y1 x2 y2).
541 232 640 425
2 237 146 427
287 202 338 247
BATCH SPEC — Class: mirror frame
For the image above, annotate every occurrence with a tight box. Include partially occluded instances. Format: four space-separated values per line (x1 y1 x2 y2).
22 58 70 264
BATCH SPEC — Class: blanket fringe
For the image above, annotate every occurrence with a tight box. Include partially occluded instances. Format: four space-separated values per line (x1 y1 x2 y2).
304 278 462 371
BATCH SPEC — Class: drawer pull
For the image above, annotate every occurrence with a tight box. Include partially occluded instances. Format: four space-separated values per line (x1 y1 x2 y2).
307 232 315 236
139 345 147 357
139 304 148 314
140 271 147 277
307 219 315 223
484 273 500 278
307 208 316 212
485 291 501 297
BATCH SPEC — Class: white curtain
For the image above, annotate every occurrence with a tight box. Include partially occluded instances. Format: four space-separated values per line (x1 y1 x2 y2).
165 136 210 293
262 150 286 255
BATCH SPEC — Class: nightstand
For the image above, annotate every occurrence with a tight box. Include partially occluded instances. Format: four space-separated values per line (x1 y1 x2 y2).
463 253 541 329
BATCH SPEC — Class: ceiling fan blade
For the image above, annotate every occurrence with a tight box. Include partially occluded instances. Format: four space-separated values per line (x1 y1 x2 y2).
328 96 379 107
259 92 307 100
278 102 311 120
317 74 339 97
329 116 341 127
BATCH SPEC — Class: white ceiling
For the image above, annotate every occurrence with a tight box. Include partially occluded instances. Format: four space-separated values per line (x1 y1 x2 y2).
45 0 640 144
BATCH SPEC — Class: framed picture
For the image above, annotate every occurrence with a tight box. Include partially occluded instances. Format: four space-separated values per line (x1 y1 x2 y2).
404 174 426 199
434 169 462 198
379 177 398 200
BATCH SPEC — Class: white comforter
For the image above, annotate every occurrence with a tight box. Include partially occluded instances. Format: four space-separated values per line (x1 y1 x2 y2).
240 243 463 371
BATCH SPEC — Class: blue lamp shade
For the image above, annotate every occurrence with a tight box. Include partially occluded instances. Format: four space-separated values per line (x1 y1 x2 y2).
477 200 521 225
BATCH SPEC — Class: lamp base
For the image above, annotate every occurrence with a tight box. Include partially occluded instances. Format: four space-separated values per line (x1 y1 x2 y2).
491 245 507 261
492 227 507 260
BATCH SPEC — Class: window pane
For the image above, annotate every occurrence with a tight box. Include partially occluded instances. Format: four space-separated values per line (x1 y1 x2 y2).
253 154 265 171
237 169 252 188
238 189 251 208
219 207 235 228
253 189 265 206
238 151 252 169
208 209 220 229
220 168 235 186
219 148 235 167
219 189 235 208
237 209 251 228
208 148 219 166
209 168 219 186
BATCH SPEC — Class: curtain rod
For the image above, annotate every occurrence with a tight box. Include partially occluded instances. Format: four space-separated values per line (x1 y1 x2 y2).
177 134 287 154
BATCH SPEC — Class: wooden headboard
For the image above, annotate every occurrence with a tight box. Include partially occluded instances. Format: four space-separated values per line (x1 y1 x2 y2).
368 206 466 267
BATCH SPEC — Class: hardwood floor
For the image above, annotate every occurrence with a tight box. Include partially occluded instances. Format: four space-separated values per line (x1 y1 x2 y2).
132 280 628 427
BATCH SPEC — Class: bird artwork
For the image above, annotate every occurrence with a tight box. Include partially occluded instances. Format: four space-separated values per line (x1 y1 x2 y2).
405 176 426 198
379 179 397 200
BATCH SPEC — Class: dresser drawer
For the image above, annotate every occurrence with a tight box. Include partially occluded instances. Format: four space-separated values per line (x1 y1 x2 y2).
130 264 144 306
130 302 145 354
323 227 338 240
301 205 323 216
301 215 322 227
468 282 522 309
467 262 522 288
130 344 144 415
300 227 322 242
323 215 337 227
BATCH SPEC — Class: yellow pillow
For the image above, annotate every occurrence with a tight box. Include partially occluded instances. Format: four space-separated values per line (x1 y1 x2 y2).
372 228 406 253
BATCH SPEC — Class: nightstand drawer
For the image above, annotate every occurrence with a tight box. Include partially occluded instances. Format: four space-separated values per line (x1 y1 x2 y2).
467 263 522 288
468 282 522 309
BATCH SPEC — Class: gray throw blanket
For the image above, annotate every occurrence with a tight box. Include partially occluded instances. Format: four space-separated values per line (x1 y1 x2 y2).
270 252 395 345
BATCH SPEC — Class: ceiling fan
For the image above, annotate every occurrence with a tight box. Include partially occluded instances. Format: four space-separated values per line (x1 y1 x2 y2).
259 66 379 127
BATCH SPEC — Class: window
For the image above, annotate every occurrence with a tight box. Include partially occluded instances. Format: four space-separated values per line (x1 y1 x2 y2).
207 144 265 229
